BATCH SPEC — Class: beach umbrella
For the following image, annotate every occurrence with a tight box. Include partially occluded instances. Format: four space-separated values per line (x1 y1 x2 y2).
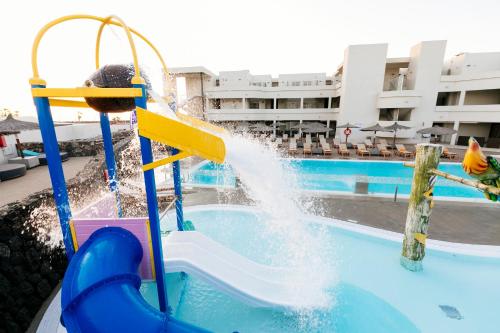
361 123 393 144
336 122 360 143
416 126 457 136
383 122 412 146
0 114 39 158
417 126 458 143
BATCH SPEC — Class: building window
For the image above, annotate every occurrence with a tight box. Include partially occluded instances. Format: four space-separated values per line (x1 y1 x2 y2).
272 81 279 87
398 108 412 121
303 98 328 109
249 102 260 109
331 96 340 108
209 98 221 109
215 79 220 87
291 81 300 87
277 98 301 109
303 81 312 86
436 91 460 106
464 89 500 105
326 80 333 85
379 109 396 121
379 108 412 121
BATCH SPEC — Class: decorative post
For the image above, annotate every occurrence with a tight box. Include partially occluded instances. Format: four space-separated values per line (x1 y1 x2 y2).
401 143 442 271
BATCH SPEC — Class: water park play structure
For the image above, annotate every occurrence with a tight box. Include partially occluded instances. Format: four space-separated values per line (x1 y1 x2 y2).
30 14 314 333
30 14 500 333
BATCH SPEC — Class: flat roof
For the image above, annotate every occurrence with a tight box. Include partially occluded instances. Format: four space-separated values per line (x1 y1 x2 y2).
169 66 216 77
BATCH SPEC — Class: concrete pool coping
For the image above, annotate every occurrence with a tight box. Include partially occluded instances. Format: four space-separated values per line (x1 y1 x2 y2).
180 204 500 259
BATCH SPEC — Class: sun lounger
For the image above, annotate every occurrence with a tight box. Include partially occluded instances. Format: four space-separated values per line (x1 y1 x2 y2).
396 144 413 158
322 143 332 155
306 134 312 144
319 135 325 142
288 140 297 155
379 138 388 146
356 144 370 157
24 149 69 165
338 144 350 157
364 139 374 149
303 143 312 155
333 139 340 148
283 134 288 142
0 163 27 181
8 156 40 169
442 147 457 159
377 144 391 158
312 147 324 155
275 138 283 146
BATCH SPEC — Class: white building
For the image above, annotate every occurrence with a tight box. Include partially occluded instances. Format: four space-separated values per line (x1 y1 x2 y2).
171 40 500 148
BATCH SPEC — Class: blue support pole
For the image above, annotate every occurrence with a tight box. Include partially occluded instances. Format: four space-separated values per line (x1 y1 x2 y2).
99 112 122 217
134 83 169 313
171 148 184 231
31 84 74 259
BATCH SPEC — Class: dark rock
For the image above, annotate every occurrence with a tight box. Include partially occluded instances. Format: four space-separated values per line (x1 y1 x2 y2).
3 319 21 333
10 252 24 266
18 281 34 295
0 243 10 258
28 272 42 284
37 279 52 298
8 236 22 251
40 262 51 275
0 273 11 296
15 307 31 326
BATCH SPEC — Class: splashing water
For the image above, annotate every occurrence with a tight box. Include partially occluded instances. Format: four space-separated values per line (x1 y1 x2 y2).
222 132 337 310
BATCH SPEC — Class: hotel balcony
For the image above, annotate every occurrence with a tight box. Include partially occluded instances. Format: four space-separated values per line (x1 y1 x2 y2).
206 107 339 122
376 90 422 109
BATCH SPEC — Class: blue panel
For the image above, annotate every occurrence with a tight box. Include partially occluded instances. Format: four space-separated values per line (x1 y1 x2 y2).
172 148 184 231
99 112 122 217
134 83 169 313
31 84 74 259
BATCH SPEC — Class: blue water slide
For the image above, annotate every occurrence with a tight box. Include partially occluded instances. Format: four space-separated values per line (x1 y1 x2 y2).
61 227 210 333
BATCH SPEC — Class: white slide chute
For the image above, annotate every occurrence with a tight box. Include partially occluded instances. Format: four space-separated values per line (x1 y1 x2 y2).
163 231 309 309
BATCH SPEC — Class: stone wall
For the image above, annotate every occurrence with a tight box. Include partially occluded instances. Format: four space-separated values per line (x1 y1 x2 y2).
0 131 135 332
22 129 132 157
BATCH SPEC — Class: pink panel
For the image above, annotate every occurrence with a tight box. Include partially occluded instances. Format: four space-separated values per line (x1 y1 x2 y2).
72 217 153 279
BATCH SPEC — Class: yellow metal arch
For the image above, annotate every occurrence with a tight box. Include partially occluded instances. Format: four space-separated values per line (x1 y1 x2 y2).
95 16 170 79
30 14 148 83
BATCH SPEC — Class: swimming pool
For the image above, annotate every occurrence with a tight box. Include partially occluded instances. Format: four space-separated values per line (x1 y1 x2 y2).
140 205 500 332
184 159 486 201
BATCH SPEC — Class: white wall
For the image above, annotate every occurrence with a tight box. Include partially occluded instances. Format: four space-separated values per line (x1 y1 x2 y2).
448 52 500 75
406 40 447 134
0 123 129 164
338 43 388 142
457 123 492 138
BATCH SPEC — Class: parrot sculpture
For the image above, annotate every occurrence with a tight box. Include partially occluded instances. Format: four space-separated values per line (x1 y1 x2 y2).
462 137 500 201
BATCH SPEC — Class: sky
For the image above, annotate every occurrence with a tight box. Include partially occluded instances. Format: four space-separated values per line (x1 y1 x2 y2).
1 0 500 121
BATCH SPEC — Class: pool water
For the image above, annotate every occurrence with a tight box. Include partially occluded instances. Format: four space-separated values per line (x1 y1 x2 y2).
184 159 485 200
140 205 500 332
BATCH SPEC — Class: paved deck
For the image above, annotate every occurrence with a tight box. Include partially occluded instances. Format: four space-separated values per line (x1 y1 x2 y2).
275 138 500 162
183 187 500 245
0 157 92 207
